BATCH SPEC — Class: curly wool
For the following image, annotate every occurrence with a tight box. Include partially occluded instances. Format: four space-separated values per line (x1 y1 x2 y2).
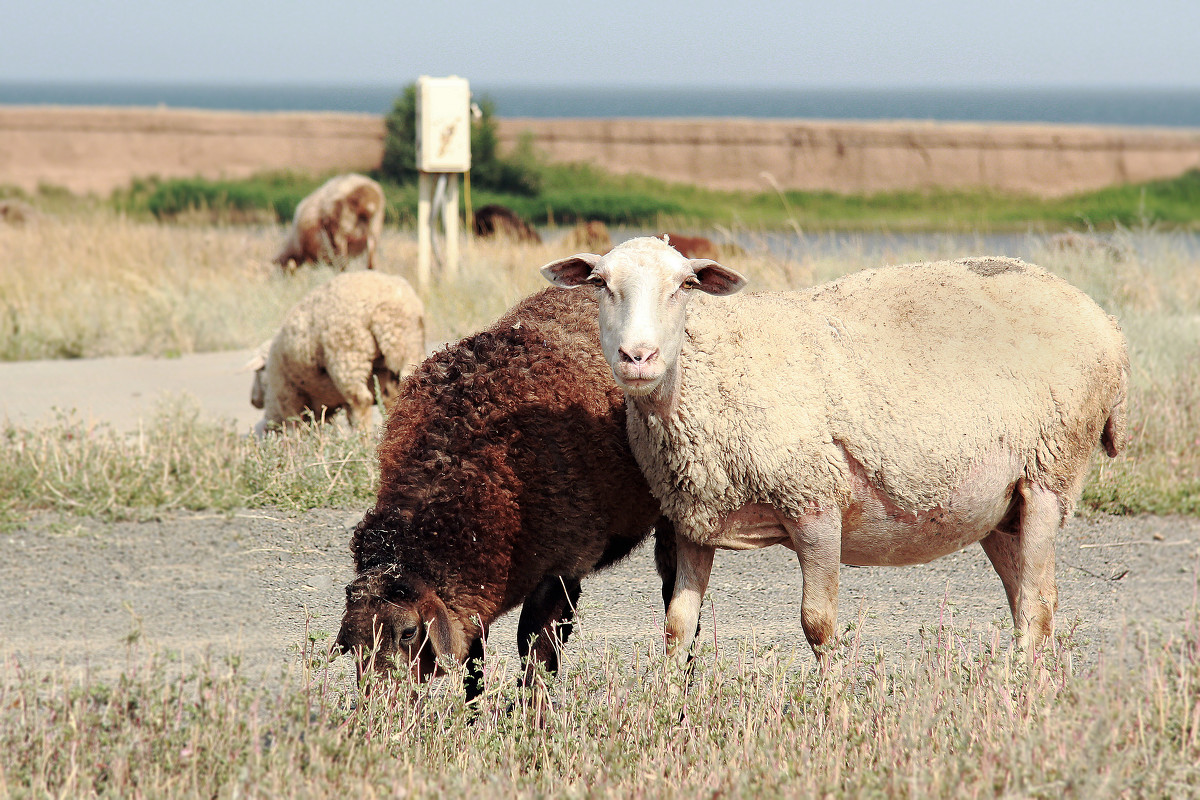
627 257 1129 543
259 271 424 430
351 287 661 640
273 173 385 270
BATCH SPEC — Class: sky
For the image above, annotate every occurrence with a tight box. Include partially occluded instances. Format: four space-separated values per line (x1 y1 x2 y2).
3 0 1199 89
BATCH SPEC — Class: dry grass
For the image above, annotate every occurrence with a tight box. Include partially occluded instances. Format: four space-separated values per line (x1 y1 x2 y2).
2 616 1198 798
3 216 1200 796
2 217 1199 518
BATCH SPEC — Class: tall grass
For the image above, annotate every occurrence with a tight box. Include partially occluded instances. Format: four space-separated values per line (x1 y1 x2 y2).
101 164 1200 231
0 398 377 527
2 217 1200 518
0 214 332 360
3 616 1198 797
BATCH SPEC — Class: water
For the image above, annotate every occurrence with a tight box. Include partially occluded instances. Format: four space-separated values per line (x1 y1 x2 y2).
3 82 1200 127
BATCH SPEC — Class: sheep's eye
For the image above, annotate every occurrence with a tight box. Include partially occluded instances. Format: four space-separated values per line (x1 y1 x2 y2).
682 275 702 290
586 273 607 289
399 625 419 644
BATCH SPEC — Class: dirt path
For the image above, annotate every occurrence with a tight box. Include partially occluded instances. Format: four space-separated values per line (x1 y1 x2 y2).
2 353 1197 685
3 509 1196 686
0 349 262 434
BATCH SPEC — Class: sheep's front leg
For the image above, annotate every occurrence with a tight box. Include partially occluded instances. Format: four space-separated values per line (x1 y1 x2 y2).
517 576 582 685
664 536 715 664
784 510 842 664
365 236 377 270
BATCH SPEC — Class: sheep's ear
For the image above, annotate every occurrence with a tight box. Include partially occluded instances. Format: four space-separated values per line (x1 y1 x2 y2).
541 253 603 287
688 259 748 296
241 353 267 372
418 591 467 663
241 338 274 372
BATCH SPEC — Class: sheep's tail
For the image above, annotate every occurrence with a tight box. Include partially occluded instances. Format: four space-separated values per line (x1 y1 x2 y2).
1100 361 1129 458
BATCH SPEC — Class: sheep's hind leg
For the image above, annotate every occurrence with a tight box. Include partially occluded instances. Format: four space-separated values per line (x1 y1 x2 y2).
517 576 582 686
979 479 1060 654
784 510 842 666
325 359 375 431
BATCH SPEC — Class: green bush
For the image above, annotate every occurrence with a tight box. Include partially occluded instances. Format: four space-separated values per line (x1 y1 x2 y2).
116 173 321 223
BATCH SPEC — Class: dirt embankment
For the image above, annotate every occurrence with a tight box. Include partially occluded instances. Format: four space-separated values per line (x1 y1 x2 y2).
2 105 1199 197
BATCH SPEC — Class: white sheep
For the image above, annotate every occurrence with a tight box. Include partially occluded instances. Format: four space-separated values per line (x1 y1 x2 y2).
248 271 424 434
542 236 1129 662
273 173 385 272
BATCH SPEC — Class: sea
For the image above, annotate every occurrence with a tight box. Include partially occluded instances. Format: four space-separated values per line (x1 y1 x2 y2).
3 82 1200 127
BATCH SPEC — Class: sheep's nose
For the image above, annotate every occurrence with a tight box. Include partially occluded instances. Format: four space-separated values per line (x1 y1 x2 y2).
619 345 659 365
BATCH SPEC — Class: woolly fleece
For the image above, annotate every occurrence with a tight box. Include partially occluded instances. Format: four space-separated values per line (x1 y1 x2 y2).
259 271 424 430
626 256 1129 548
273 173 385 270
343 288 665 675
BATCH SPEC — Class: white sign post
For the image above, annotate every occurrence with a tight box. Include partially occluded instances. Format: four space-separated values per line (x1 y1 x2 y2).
415 75 471 293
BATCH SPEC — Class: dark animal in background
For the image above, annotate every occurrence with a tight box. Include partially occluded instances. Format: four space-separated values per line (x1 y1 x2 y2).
660 233 720 261
335 288 675 702
273 173 386 271
471 204 542 244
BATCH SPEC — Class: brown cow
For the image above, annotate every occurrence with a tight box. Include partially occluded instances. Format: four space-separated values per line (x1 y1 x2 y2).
660 233 720 260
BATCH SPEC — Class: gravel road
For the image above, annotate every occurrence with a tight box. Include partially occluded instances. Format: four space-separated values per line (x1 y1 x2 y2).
3 508 1196 687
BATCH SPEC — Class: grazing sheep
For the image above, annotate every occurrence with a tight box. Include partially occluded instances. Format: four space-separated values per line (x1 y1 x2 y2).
542 236 1129 663
660 233 719 261
249 271 424 434
563 220 613 254
472 204 542 243
273 174 385 272
335 288 673 702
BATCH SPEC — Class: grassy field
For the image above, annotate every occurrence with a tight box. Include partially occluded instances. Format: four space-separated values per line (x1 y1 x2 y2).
7 160 1200 231
2 617 1198 797
2 211 1200 796
2 214 1199 520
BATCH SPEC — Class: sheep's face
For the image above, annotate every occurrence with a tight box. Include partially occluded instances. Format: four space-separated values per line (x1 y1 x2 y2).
334 568 466 687
541 236 746 398
243 339 273 411
250 367 267 409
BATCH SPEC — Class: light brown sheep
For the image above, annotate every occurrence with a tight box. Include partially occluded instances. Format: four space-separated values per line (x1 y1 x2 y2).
273 174 385 272
249 271 424 434
562 220 613 254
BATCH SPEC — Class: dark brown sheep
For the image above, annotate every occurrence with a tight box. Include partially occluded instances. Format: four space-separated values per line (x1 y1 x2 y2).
472 204 542 244
335 288 675 702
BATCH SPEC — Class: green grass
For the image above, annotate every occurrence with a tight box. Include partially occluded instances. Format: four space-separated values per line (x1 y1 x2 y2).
83 161 1200 232
2 617 1198 797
